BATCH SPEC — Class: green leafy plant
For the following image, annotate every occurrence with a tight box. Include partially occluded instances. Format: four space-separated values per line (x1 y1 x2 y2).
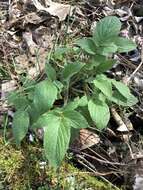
8 16 138 168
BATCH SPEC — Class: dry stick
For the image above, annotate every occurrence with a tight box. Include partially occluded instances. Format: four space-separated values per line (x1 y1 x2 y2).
117 54 136 69
77 155 121 190
88 147 110 162
127 45 143 82
126 142 134 160
87 147 121 168
8 0 11 13
81 151 126 166
127 61 143 82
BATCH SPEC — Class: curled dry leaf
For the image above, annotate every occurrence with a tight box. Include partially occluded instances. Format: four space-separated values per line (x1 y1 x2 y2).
134 17 143 23
111 107 129 132
117 7 131 21
111 107 133 142
123 116 133 131
103 6 131 21
32 0 73 21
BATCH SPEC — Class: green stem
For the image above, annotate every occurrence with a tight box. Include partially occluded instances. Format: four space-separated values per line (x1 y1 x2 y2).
64 82 69 106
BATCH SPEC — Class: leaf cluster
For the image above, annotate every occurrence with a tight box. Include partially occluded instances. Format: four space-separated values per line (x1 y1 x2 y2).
8 16 137 168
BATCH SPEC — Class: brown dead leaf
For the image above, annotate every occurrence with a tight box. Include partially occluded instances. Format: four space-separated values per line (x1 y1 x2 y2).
1 80 17 100
15 54 30 73
32 0 73 21
71 129 100 151
15 47 47 78
24 12 44 25
28 49 47 78
32 26 54 48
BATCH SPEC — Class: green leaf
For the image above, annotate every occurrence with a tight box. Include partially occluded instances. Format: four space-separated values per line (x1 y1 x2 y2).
45 63 56 81
91 55 106 66
62 62 85 82
31 112 51 129
93 16 121 46
33 80 57 115
97 43 118 55
21 77 36 89
27 103 39 124
104 79 138 106
32 108 89 130
14 97 29 110
27 89 35 101
43 112 71 168
54 80 63 92
126 94 138 106
88 99 110 130
85 55 105 70
78 106 93 126
96 59 116 73
53 47 71 61
98 93 106 102
8 92 29 110
12 110 29 145
114 37 137 53
110 90 138 107
76 38 96 55
32 108 88 167
53 80 63 98
64 96 88 111
64 98 80 111
78 95 88 107
111 80 131 98
93 75 112 97
63 110 89 129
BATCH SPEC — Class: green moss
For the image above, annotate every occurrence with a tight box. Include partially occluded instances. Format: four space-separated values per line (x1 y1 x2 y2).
0 137 120 190
55 163 119 190
0 138 44 190
0 141 22 174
